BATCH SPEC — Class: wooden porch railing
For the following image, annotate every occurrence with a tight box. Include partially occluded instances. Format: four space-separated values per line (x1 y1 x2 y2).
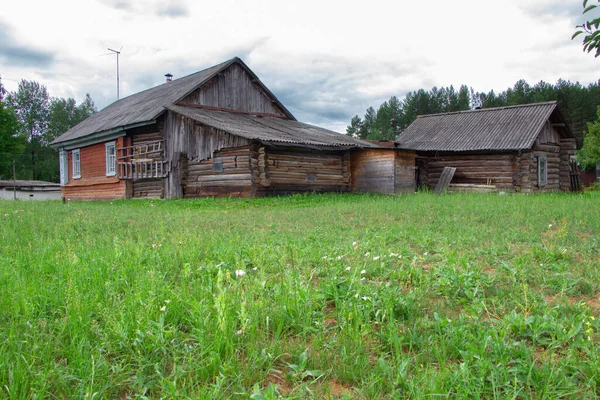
116 140 168 179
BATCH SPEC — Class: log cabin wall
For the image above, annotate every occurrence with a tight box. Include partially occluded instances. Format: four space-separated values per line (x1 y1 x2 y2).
62 137 126 201
183 146 253 198
164 112 251 198
178 64 287 117
350 149 396 194
416 152 519 191
254 146 350 196
526 143 561 191
130 129 164 198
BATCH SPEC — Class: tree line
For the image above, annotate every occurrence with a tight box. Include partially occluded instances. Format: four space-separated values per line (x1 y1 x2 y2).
0 76 97 181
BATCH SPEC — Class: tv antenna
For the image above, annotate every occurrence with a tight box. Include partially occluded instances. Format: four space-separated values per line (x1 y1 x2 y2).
106 47 122 100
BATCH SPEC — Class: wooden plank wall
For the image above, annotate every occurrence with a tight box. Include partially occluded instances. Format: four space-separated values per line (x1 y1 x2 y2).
182 146 252 198
350 149 396 194
178 64 287 117
395 151 416 193
417 153 518 191
254 147 350 195
131 131 164 198
62 138 126 201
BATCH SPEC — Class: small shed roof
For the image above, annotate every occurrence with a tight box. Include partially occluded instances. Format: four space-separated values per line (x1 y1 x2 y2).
397 101 572 152
167 105 378 149
51 57 295 147
0 180 60 188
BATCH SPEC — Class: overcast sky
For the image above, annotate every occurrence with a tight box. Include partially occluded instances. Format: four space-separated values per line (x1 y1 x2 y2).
1 0 598 132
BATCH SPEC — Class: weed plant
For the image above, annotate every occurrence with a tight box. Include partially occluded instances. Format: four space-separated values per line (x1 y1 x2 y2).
0 192 599 398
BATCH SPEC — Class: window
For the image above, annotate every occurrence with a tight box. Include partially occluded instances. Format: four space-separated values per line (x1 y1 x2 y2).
538 155 547 187
213 160 223 173
59 150 68 186
106 142 116 176
72 149 81 179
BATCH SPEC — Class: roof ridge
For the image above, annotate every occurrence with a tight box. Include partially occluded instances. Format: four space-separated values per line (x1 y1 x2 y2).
417 101 557 119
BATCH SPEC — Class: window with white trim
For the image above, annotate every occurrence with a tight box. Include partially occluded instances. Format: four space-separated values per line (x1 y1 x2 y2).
72 149 81 179
538 155 547 187
106 142 116 176
59 150 68 186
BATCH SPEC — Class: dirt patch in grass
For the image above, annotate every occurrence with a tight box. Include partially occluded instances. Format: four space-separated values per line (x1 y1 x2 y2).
544 294 600 310
265 369 292 395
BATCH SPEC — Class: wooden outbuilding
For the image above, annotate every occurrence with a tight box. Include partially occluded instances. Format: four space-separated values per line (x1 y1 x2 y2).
51 57 415 200
397 102 577 192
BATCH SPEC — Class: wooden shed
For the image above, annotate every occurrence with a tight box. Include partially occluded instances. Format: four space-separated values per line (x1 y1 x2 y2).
397 102 577 192
51 57 415 200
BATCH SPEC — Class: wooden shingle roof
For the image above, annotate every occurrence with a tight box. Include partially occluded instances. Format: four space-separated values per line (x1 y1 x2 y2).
51 57 295 147
167 105 378 149
397 101 572 152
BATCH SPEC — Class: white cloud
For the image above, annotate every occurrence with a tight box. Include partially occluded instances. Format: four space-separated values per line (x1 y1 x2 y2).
1 0 597 132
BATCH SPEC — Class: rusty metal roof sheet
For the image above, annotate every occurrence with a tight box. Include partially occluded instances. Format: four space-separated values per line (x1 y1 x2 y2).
397 101 570 152
51 58 295 147
167 105 378 148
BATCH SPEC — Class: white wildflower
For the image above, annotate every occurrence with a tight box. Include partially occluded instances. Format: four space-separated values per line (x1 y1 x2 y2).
345 266 351 271
322 256 328 260
360 277 366 281
164 300 171 304
549 224 553 228
336 255 344 260
352 241 359 250
373 256 380 261
423 252 429 256
360 269 366 275
364 252 370 257
160 306 166 312
235 269 246 277
252 267 258 271
361 296 372 301
236 330 243 335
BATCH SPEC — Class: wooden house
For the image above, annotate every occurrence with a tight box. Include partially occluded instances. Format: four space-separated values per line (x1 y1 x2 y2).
51 57 415 200
397 102 577 192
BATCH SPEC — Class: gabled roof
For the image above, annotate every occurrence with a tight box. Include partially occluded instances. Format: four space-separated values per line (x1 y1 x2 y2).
167 105 379 149
397 101 573 152
51 57 295 147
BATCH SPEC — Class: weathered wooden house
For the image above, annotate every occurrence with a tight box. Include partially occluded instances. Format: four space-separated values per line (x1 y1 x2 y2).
51 57 415 200
397 102 577 192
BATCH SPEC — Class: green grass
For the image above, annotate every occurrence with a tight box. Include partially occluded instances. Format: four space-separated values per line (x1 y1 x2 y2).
0 192 599 399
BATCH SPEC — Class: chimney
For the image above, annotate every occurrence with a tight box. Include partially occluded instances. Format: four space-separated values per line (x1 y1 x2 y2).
165 73 173 83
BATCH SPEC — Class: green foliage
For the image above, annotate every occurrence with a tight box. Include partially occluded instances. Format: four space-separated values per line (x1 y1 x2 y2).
0 101 26 179
1 193 599 397
573 0 600 57
577 107 600 168
4 80 96 181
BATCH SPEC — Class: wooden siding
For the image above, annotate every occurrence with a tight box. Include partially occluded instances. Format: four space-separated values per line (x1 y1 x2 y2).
351 149 395 194
178 64 287 117
62 138 126 200
182 146 252 198
164 111 250 198
131 131 164 199
536 121 561 145
351 149 416 194
395 151 417 193
254 147 350 195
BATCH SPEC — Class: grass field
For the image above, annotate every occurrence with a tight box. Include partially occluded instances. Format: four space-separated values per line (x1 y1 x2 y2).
1 192 599 399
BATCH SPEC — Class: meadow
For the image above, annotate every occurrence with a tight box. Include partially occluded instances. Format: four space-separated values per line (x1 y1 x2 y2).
0 192 599 399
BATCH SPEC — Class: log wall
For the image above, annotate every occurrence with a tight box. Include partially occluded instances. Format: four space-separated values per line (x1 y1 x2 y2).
62 138 126 201
254 147 350 195
178 64 287 117
417 152 518 191
164 112 250 198
182 146 253 198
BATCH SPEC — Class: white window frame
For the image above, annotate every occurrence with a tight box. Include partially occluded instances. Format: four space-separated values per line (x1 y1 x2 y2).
106 142 117 176
72 149 81 179
538 155 547 187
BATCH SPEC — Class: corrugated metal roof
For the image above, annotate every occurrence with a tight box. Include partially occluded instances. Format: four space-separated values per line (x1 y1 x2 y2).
397 102 568 152
0 180 60 188
51 57 295 146
167 105 379 148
